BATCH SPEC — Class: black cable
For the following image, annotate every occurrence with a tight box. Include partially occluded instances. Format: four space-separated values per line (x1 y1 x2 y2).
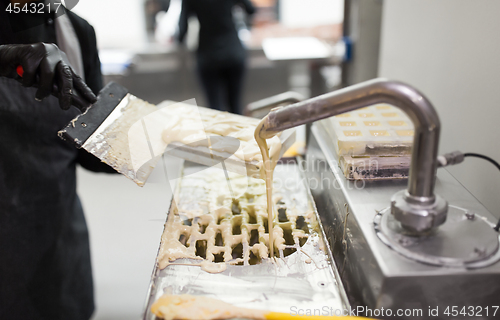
463 153 500 231
464 153 500 172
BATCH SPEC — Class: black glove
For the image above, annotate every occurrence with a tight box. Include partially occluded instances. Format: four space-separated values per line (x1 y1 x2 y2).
0 42 97 111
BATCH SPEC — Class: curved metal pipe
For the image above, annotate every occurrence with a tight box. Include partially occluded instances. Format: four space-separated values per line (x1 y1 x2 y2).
257 79 448 231
257 78 440 198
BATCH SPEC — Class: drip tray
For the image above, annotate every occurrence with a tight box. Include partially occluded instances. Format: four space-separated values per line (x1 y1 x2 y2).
142 161 348 319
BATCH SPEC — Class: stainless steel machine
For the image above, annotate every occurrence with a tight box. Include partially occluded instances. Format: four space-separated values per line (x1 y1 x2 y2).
144 79 499 320
255 78 500 319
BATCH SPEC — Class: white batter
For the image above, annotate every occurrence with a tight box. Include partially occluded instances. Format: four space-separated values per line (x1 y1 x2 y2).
151 294 266 320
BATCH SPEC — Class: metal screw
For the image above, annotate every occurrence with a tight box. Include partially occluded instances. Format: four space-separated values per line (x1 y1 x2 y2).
398 237 411 246
465 212 475 220
474 247 486 257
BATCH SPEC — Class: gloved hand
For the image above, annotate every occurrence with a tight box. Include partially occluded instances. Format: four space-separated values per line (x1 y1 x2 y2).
0 42 97 110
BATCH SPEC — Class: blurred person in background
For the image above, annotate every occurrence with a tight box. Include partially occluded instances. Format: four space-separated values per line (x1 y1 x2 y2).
0 1 116 319
177 0 256 114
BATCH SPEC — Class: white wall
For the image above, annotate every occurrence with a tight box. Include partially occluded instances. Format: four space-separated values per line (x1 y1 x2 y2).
72 0 147 49
280 0 344 28
379 0 500 215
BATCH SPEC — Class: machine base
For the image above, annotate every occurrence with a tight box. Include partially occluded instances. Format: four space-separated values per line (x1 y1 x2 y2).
375 206 500 268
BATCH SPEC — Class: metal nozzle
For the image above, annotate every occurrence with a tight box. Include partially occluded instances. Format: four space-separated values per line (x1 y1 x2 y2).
256 78 448 234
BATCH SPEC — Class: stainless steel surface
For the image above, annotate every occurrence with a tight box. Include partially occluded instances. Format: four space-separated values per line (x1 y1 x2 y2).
244 91 305 118
82 93 133 150
375 206 500 268
81 93 160 186
142 161 349 319
256 78 447 233
306 121 500 318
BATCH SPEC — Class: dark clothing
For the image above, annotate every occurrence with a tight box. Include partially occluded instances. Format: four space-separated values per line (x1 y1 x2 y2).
0 7 113 320
178 0 255 65
178 0 255 113
197 58 245 113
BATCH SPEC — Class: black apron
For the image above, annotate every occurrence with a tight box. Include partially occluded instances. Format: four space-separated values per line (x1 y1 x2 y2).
0 77 94 320
0 7 95 320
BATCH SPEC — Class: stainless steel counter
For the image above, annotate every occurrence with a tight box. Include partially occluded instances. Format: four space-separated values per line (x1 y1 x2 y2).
306 120 500 319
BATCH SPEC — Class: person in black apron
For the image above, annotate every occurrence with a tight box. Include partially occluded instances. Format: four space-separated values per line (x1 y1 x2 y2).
0 2 116 319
